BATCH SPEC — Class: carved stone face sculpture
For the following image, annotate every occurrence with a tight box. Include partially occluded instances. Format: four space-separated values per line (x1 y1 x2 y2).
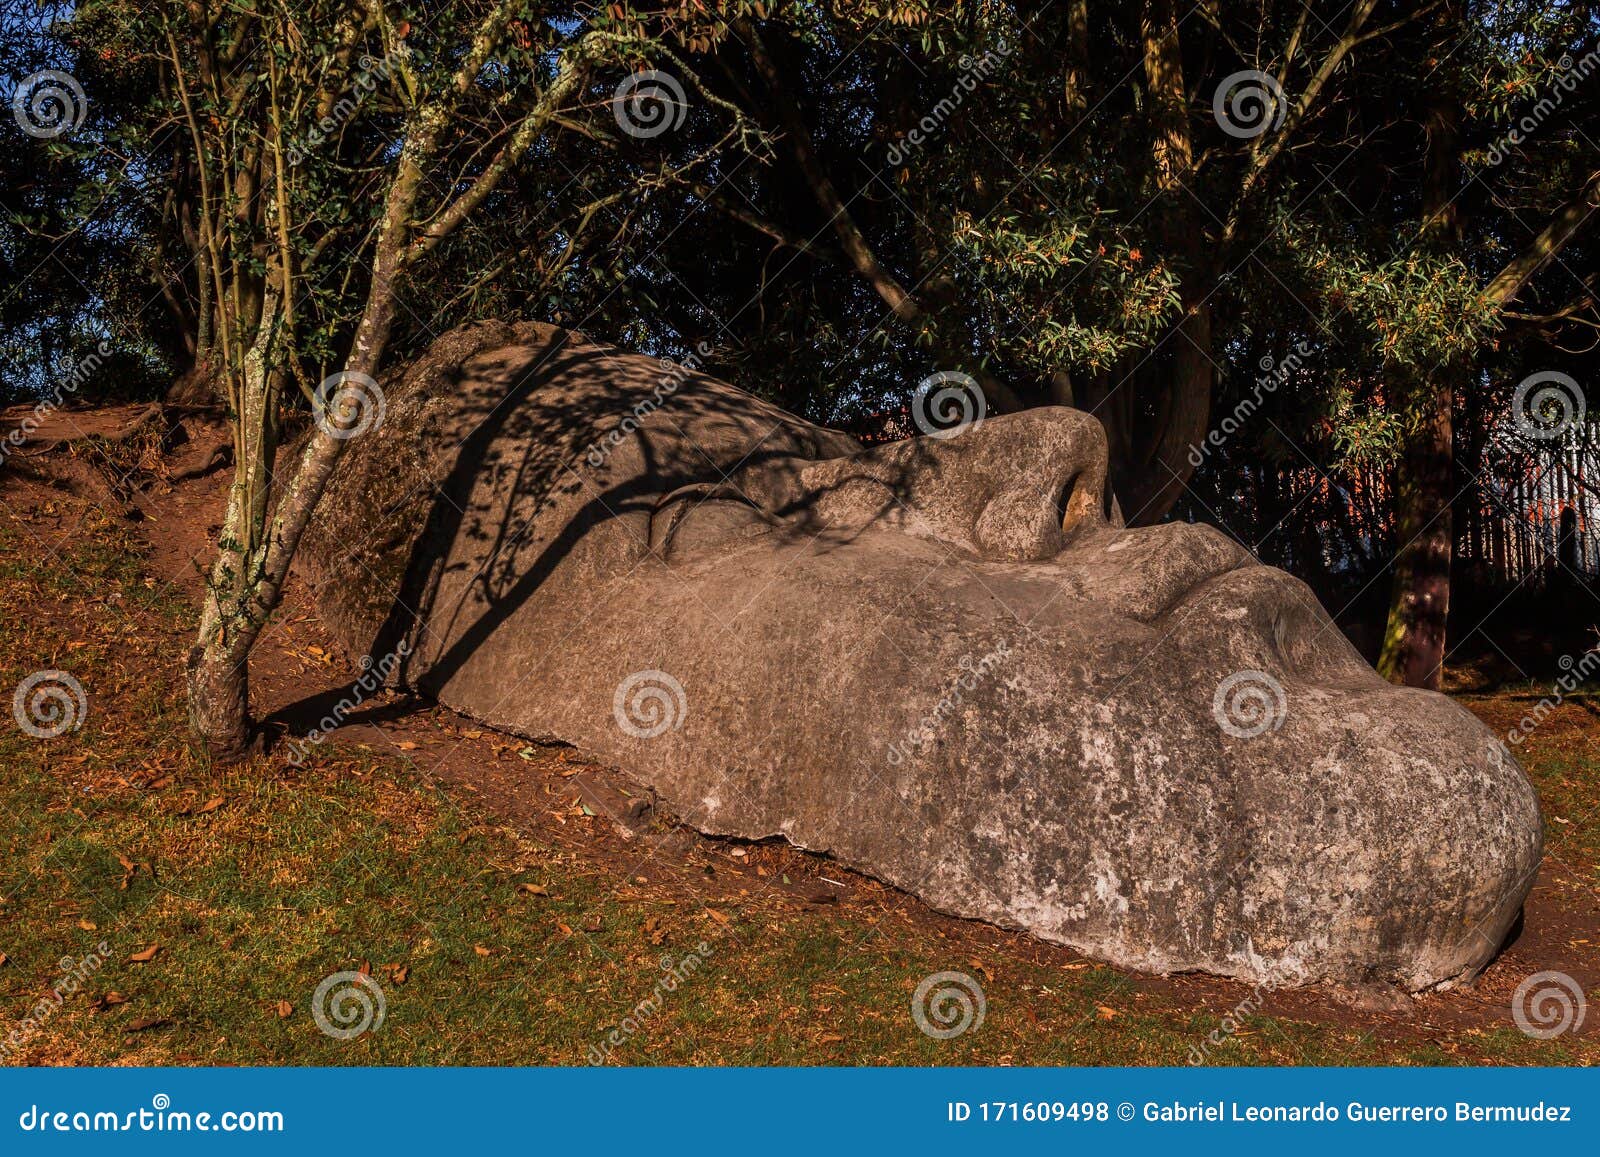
302 320 1543 992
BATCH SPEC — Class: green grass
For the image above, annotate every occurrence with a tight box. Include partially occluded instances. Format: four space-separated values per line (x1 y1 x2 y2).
0 510 1594 1066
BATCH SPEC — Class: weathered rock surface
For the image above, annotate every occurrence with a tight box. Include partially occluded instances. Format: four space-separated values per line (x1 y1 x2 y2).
299 321 1543 991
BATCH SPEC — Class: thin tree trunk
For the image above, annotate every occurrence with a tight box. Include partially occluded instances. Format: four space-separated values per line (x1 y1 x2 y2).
186 286 281 759
1118 0 1212 525
1377 33 1460 690
1377 383 1454 689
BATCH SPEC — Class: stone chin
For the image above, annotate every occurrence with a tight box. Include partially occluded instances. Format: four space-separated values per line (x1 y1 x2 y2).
300 320 1543 993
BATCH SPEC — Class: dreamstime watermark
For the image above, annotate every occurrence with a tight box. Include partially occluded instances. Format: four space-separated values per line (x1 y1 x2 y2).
884 39 1014 166
312 370 386 440
1511 970 1587 1039
612 669 687 739
911 370 986 440
0 342 112 468
17 1095 283 1134
0 942 111 1061
284 54 396 166
911 971 986 1040
1484 50 1600 168
283 642 409 766
886 640 1012 765
11 69 87 138
12 670 87 739
1511 370 1585 441
587 941 716 1063
1188 340 1313 468
1186 981 1269 1064
311 970 386 1040
612 70 688 138
1213 70 1287 139
584 341 714 468
1505 647 1600 748
1212 670 1288 738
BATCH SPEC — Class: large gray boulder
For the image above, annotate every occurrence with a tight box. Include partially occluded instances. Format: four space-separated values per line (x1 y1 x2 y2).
299 321 1543 992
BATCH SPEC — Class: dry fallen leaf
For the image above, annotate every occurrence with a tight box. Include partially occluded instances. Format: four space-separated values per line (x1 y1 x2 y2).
78 918 97 931
517 883 549 897
128 945 160 963
473 945 491 957
276 1000 293 1019
123 1017 172 1033
818 1032 844 1043
1096 1005 1119 1021
396 741 418 751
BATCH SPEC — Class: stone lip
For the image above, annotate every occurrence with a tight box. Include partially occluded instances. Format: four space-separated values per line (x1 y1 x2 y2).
299 320 1543 993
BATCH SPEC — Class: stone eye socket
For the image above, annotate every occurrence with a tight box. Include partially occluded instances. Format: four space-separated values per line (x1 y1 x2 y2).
648 484 782 560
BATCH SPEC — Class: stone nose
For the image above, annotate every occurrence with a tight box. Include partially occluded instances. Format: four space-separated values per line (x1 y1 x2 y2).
799 407 1115 561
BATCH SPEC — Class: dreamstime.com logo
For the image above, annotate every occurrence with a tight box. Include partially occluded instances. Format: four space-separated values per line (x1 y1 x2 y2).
584 340 714 468
1504 647 1600 748
883 38 1013 165
1512 370 1585 441
887 640 1012 766
313 371 386 440
285 53 396 165
912 371 986 440
12 670 87 739
1187 982 1269 1064
283 641 410 766
12 69 87 138
612 70 688 138
911 971 986 1040
1213 70 1287 139
0 942 111 1061
612 669 688 739
1511 970 1587 1040
17 1094 284 1134
1483 49 1600 168
1212 670 1288 738
0 341 112 468
588 942 717 1064
1188 340 1314 468
311 970 386 1040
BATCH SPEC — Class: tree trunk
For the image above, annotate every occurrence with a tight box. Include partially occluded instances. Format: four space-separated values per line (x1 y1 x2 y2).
187 289 282 759
1121 304 1213 524
1377 383 1454 689
1118 0 1212 525
1377 38 1460 690
187 632 252 760
185 124 420 760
